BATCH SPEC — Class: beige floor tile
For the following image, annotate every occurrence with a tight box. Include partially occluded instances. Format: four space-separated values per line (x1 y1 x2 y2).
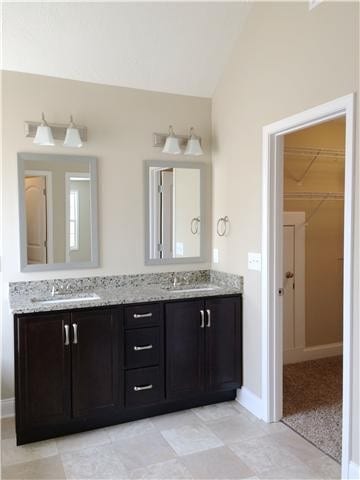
206 414 266 444
161 423 223 456
256 463 321 479
1 417 16 440
56 428 110 453
192 402 240 422
111 430 176 471
229 434 305 474
60 443 128 479
152 410 202 431
1 454 65 479
181 445 256 479
258 420 289 434
105 418 155 441
308 456 341 479
1 437 58 467
130 458 193 479
270 429 326 463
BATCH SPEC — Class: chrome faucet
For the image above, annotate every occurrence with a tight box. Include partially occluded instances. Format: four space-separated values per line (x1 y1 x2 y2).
173 274 178 287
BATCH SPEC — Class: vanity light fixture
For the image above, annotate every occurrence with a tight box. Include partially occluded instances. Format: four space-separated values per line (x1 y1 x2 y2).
162 125 182 155
184 127 204 156
64 116 83 148
33 113 55 146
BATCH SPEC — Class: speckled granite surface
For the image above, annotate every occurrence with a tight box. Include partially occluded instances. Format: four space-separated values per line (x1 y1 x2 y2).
9 270 243 314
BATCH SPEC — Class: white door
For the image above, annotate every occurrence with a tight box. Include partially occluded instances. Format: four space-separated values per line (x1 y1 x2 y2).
25 176 47 264
283 225 295 352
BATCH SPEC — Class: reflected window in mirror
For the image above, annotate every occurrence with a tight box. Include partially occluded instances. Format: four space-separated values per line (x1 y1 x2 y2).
18 153 99 271
145 160 206 265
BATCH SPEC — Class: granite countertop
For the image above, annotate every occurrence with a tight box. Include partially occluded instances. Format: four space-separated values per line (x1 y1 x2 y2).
9 271 243 315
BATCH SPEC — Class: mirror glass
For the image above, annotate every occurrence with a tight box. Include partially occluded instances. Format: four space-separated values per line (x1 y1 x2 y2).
145 160 205 264
18 153 99 271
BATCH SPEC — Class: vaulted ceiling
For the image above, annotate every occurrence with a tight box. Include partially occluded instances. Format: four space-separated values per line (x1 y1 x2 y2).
2 2 252 98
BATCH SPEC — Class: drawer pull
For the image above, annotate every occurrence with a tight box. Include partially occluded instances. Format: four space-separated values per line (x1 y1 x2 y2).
134 384 153 392
72 323 78 344
206 309 211 328
133 313 153 319
134 344 153 351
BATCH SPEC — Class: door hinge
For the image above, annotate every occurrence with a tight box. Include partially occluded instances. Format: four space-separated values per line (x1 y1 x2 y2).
278 288 284 296
157 243 163 252
44 240 47 248
43 188 46 196
158 185 163 194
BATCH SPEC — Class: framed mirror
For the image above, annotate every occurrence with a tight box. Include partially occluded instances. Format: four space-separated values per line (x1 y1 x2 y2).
145 160 206 265
18 152 99 271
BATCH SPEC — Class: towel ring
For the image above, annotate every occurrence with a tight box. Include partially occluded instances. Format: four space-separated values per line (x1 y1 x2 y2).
191 217 200 235
217 216 229 237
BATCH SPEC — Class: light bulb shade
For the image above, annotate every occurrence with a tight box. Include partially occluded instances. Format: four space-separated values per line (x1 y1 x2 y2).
184 137 204 156
162 135 181 154
33 125 55 146
64 127 83 148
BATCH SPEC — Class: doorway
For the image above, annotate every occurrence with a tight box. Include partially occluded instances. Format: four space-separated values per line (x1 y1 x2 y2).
261 94 355 478
281 119 345 463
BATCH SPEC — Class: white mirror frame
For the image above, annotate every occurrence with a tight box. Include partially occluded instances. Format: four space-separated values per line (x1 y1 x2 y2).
18 152 99 272
144 159 207 265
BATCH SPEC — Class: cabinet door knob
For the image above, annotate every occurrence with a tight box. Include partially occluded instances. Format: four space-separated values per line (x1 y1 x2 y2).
72 323 78 344
134 344 153 351
64 325 70 346
133 313 153 319
206 309 211 328
134 384 153 392
200 310 205 328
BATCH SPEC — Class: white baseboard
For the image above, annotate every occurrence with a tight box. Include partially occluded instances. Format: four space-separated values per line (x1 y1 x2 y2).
284 342 343 364
236 387 263 420
1 397 15 418
348 461 360 479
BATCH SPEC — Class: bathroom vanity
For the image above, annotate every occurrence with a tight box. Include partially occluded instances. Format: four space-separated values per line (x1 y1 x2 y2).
10 272 243 445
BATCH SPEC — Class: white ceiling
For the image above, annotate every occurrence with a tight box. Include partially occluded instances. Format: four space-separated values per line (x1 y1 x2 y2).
2 2 251 98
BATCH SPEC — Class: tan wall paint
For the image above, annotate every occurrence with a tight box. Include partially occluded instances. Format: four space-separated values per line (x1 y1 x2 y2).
211 1 359 463
284 120 345 347
1 71 212 399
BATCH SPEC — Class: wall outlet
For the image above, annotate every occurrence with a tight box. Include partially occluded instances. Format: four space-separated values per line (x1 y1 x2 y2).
248 252 261 271
213 248 219 264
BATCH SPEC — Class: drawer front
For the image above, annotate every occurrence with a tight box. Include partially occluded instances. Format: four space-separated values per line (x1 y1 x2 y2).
124 303 161 328
125 367 163 407
125 327 160 369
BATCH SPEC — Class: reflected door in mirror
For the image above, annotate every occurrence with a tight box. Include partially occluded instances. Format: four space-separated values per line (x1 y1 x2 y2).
25 175 48 264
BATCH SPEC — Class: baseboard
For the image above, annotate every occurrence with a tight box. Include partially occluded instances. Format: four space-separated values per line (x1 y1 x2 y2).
236 387 263 420
348 461 360 479
284 342 343 364
1 397 15 418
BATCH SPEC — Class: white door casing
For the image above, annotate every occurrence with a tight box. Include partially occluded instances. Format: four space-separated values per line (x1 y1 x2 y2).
262 94 355 479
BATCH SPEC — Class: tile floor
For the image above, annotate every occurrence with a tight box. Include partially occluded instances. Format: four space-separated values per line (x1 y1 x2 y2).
1 401 341 479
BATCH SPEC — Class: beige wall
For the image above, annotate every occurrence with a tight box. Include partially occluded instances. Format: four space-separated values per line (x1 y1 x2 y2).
1 71 212 399
284 120 345 347
212 0 359 463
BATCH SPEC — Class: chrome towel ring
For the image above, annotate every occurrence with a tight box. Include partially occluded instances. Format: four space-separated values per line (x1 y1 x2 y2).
217 216 229 237
191 217 200 235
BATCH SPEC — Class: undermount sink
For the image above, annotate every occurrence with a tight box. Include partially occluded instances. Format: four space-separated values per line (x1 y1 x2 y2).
162 285 220 294
31 292 100 305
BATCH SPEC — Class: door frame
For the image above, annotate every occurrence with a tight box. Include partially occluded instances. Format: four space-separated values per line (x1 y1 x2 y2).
261 94 355 478
283 212 306 364
24 170 54 263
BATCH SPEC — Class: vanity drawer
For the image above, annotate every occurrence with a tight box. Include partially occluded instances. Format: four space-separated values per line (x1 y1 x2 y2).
125 327 160 369
124 304 161 328
125 366 163 407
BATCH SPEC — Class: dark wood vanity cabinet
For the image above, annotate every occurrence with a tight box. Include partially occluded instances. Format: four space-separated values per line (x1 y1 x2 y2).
165 296 242 400
14 294 241 445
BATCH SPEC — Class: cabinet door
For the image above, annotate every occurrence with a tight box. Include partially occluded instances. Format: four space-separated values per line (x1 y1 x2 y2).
165 300 205 400
205 297 242 391
71 309 120 418
16 313 71 428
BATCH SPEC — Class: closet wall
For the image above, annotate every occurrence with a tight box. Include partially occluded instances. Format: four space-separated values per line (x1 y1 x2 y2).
284 119 345 347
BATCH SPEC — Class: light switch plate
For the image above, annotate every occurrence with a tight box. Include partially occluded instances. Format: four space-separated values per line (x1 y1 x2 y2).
248 252 261 271
213 248 219 264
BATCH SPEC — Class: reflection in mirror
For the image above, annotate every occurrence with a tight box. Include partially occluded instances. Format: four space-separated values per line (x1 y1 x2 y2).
146 161 205 265
18 153 98 271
